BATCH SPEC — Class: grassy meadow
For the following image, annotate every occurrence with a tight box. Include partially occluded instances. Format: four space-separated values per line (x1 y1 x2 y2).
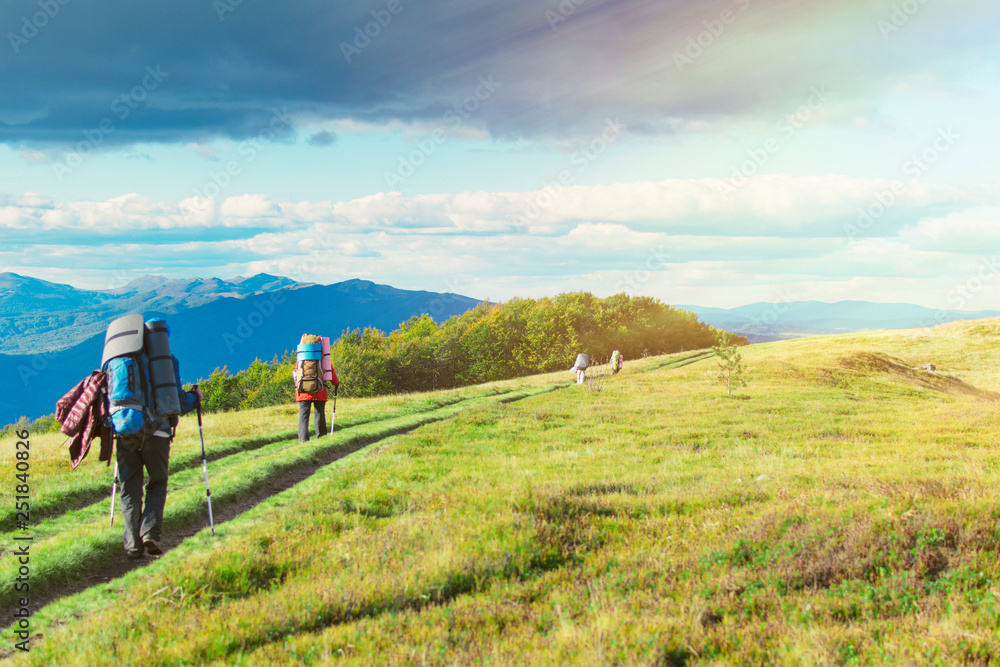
4 318 1000 665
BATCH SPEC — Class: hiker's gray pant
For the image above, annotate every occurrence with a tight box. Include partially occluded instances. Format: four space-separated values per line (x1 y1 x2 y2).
298 400 327 442
116 434 170 555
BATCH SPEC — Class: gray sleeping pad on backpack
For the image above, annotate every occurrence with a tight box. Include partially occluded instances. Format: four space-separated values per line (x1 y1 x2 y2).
145 319 181 417
101 314 145 367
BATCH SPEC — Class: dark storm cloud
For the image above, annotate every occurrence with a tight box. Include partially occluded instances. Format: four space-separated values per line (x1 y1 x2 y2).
307 130 336 147
1 0 995 149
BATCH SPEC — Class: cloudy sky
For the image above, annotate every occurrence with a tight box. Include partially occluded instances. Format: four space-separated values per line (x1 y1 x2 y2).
1 0 997 309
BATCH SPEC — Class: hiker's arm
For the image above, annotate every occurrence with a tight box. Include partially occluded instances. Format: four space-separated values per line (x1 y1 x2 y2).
171 355 201 414
178 385 200 414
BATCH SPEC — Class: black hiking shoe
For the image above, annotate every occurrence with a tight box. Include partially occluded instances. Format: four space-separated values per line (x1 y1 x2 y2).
126 549 145 561
143 539 163 555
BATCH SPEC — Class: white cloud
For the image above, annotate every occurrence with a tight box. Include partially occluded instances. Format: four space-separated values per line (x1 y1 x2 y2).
0 193 293 238
187 142 220 160
341 240 380 257
218 194 281 221
16 150 53 164
16 192 53 208
898 206 1000 252
7 174 971 243
320 175 976 239
2 174 996 306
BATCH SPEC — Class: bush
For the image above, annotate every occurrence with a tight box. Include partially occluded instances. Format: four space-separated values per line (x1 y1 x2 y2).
193 292 733 412
1 414 63 438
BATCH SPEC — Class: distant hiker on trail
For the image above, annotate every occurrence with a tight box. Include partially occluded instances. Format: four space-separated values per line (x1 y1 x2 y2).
570 353 589 384
294 334 340 443
610 349 624 375
101 314 201 561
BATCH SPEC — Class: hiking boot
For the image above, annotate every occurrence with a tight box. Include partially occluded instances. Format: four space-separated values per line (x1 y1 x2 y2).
126 549 145 561
143 539 163 555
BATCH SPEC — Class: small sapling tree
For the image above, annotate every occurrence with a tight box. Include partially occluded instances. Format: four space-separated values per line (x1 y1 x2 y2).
713 332 748 395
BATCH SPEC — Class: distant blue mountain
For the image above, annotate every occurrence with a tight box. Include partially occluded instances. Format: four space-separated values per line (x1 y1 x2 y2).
0 272 314 355
678 300 1000 343
0 276 480 422
7 275 998 423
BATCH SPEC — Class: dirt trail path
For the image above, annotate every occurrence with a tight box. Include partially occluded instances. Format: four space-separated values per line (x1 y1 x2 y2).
17 387 567 629
24 438 369 626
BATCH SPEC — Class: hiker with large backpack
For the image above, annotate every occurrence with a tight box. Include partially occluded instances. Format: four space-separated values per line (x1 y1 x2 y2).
570 353 589 384
102 314 201 560
293 334 339 443
610 349 624 375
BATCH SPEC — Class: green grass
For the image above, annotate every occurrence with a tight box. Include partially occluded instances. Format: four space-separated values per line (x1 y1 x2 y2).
0 383 560 612
0 384 524 529
5 319 1000 665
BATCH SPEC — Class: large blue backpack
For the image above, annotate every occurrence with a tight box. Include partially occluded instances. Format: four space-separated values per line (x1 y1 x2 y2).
104 353 150 435
101 314 182 436
102 314 149 436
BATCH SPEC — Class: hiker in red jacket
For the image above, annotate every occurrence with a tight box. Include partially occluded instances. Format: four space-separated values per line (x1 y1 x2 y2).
293 367 339 442
294 334 340 442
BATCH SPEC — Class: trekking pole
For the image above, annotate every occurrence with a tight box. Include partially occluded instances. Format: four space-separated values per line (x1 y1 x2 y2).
331 383 338 433
195 392 215 535
109 461 119 528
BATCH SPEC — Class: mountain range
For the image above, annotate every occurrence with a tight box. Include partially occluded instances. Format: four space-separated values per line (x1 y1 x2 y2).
0 272 308 355
0 273 479 423
3 271 999 423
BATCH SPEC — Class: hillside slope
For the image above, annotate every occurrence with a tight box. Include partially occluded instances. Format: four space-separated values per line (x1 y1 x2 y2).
680 300 1000 343
5 318 1000 664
